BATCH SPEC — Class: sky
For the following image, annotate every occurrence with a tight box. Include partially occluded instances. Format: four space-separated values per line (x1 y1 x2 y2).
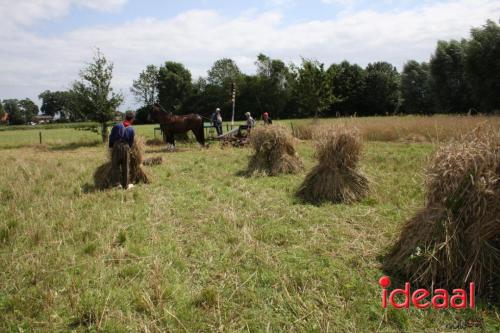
0 0 499 110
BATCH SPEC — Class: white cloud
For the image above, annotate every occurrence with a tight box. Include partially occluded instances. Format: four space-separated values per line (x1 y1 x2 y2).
75 0 127 12
0 0 127 27
321 0 357 5
0 0 498 109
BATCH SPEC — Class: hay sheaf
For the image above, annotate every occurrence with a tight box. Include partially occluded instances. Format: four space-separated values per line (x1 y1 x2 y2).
94 136 152 189
384 127 500 296
296 126 369 204
246 126 303 176
143 156 163 166
146 138 164 146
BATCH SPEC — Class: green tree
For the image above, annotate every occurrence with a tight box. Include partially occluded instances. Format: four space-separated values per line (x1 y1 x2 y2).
327 61 365 116
3 99 23 125
134 105 153 124
38 90 71 117
18 98 39 123
430 40 472 114
291 59 333 118
401 60 434 115
207 58 242 87
254 54 290 119
157 61 192 112
359 62 401 116
131 65 159 107
465 20 500 113
71 49 123 142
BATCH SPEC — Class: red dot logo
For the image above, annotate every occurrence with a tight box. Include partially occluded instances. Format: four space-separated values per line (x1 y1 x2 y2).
379 276 391 288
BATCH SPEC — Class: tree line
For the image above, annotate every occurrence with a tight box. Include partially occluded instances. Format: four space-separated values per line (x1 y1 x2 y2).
1 19 498 132
129 19 500 123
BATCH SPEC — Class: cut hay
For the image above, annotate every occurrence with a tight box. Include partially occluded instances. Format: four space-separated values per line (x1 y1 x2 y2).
296 126 369 204
384 127 500 297
93 162 113 190
94 136 152 190
146 138 164 146
245 125 303 176
143 156 163 166
291 121 316 140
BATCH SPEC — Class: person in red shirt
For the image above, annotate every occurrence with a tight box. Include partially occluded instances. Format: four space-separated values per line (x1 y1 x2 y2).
262 112 273 125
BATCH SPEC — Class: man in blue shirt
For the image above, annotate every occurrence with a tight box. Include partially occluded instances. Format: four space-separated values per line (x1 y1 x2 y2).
109 111 135 189
211 107 223 136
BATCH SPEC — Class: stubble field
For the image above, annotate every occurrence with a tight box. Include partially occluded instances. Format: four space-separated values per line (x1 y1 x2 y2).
0 115 499 332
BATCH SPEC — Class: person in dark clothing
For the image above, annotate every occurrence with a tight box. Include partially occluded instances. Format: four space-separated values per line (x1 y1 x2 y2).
262 112 272 125
211 107 223 136
109 111 135 189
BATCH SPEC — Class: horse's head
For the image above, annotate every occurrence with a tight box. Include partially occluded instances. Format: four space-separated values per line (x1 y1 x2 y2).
150 103 167 122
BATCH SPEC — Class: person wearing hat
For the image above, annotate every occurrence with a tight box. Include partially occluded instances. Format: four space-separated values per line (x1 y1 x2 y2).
262 112 272 125
211 107 223 136
109 111 136 189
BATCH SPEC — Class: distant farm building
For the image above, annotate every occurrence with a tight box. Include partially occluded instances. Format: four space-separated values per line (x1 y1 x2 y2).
0 113 8 124
32 115 54 124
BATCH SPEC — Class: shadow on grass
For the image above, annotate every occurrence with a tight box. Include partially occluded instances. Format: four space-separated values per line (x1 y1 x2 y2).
145 147 189 154
81 183 101 194
50 140 102 151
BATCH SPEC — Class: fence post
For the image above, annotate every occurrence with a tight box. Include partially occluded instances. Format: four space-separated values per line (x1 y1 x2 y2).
39 131 42 144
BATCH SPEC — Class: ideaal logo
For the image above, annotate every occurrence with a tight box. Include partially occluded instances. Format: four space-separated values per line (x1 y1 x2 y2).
379 276 475 309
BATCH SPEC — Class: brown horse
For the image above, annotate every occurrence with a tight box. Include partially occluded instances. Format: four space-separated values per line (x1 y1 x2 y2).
150 104 205 147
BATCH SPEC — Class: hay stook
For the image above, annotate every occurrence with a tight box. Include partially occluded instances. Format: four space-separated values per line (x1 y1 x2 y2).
94 136 152 189
245 125 303 176
296 126 369 204
384 127 500 298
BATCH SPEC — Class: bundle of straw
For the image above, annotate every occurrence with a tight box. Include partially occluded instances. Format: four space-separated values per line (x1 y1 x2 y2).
384 127 500 296
143 156 163 166
296 126 369 204
245 125 303 176
146 138 164 146
291 122 315 140
94 136 152 189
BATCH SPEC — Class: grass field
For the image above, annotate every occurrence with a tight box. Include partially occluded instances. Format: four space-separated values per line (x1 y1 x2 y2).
1 116 499 332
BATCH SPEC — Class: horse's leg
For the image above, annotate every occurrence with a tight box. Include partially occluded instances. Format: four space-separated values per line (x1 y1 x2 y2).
160 125 167 143
169 132 176 148
193 126 205 146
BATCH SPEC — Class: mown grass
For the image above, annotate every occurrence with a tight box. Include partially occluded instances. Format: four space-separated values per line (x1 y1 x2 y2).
0 116 499 332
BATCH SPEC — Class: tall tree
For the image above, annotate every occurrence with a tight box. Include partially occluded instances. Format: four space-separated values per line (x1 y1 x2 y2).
327 61 365 116
3 99 23 125
430 40 472 114
465 20 500 113
38 90 70 117
359 62 401 116
207 58 242 87
71 49 123 142
157 61 192 112
401 60 434 115
18 98 39 123
291 59 333 118
130 65 159 107
254 54 290 119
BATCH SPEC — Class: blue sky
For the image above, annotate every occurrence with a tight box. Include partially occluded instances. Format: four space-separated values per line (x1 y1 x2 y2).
33 1 429 35
0 0 498 110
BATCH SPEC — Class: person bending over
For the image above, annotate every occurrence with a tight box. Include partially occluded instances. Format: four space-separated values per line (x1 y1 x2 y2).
109 111 135 190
